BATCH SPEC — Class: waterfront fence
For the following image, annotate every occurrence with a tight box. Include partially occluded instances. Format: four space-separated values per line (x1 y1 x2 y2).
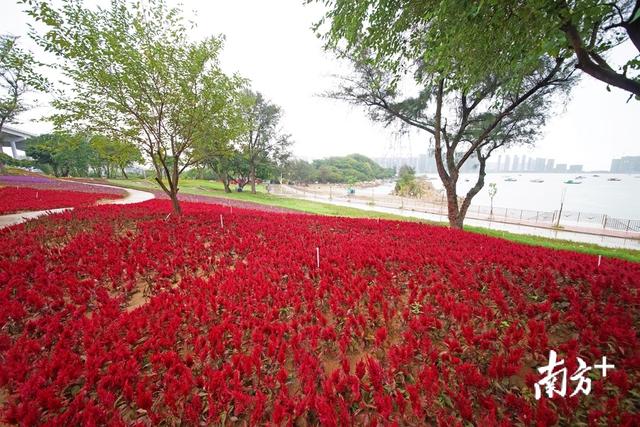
276 185 639 235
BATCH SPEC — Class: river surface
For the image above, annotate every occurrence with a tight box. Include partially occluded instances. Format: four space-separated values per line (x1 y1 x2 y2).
371 173 640 219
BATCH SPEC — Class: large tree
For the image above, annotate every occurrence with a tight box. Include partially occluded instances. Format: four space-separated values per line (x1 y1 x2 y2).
313 0 580 229
238 91 292 194
329 56 575 229
23 0 244 213
192 90 249 193
313 0 640 99
0 34 46 134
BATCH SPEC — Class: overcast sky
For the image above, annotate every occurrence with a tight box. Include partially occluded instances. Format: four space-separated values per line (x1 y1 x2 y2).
3 0 639 170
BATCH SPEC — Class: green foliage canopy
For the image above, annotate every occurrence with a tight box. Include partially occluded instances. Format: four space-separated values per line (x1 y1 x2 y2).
313 0 640 97
25 133 94 177
284 153 393 184
0 34 47 132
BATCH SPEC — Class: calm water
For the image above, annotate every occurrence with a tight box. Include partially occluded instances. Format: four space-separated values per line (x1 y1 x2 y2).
374 173 640 219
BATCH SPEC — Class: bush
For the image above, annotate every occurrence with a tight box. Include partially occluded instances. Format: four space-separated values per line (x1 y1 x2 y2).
0 152 34 168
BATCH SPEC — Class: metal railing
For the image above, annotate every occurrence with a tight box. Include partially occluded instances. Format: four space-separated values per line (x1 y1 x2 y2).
274 185 640 235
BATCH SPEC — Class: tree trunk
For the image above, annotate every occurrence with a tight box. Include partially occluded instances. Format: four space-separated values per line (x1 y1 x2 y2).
430 78 465 230
250 163 257 194
121 167 128 179
170 191 182 214
222 175 231 193
443 182 463 229
626 1 640 53
455 154 488 229
155 176 182 214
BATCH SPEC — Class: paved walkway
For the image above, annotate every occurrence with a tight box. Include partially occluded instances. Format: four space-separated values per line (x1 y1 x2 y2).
277 185 640 250
0 184 154 229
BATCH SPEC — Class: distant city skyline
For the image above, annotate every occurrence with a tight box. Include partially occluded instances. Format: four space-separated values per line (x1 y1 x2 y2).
372 152 640 174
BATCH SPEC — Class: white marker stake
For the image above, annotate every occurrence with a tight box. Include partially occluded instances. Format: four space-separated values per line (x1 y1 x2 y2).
316 247 320 269
220 214 224 229
598 255 602 268
230 205 233 214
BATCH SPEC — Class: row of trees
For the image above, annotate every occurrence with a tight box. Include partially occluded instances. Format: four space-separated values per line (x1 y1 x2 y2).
23 133 142 178
285 153 394 184
312 0 639 229
8 0 290 213
196 92 291 193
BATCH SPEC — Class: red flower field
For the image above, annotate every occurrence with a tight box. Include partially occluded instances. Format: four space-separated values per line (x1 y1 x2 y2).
0 200 638 425
0 185 124 215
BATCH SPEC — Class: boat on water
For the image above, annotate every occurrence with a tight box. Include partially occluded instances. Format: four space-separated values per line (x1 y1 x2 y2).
607 177 622 182
530 179 544 183
564 179 582 184
592 174 600 177
575 176 586 180
504 177 517 182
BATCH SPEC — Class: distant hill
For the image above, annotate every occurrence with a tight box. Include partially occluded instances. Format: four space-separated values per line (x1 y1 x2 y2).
311 153 395 183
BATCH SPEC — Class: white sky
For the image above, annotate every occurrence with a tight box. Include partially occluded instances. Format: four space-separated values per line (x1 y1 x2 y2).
2 0 639 170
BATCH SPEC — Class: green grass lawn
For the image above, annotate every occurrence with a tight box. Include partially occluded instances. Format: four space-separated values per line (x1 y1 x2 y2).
108 178 640 263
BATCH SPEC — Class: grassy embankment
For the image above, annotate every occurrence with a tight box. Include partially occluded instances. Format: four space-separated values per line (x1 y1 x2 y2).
108 178 640 263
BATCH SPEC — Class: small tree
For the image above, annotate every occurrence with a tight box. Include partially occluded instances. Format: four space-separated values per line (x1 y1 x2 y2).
193 90 249 193
284 158 318 184
488 183 497 217
394 165 423 198
0 34 47 134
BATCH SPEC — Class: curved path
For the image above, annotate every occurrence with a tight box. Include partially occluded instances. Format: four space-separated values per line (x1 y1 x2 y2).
0 184 154 229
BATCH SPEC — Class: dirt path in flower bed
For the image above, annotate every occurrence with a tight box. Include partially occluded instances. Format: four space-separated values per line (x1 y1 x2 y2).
1 198 639 425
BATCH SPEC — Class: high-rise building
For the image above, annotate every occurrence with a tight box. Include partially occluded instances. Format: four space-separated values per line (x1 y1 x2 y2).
555 163 567 173
610 156 640 173
504 155 511 172
527 158 533 171
513 155 519 172
546 159 555 172
535 158 546 172
568 164 583 173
